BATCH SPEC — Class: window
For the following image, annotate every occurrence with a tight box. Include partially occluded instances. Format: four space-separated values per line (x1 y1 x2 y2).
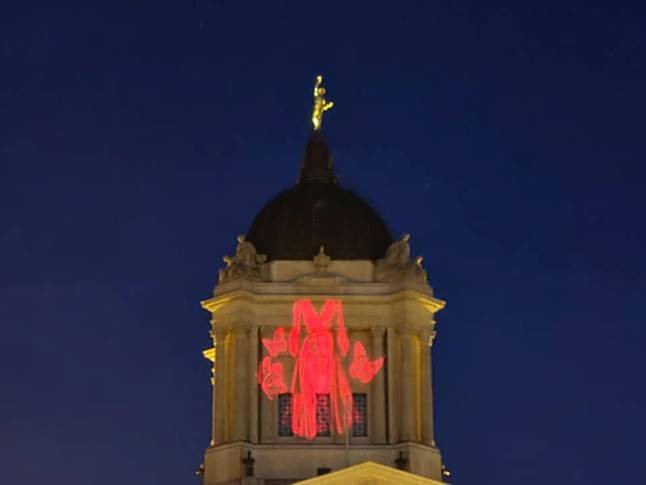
278 393 339 438
316 394 331 437
352 393 368 437
278 393 293 436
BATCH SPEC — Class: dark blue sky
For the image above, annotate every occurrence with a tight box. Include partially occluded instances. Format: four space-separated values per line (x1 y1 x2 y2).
1 1 645 484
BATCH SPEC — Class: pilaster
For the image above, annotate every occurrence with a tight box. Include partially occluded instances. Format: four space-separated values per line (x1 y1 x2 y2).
248 324 259 443
259 326 275 443
233 322 250 441
399 327 418 442
212 326 226 446
370 325 387 444
386 326 399 444
420 327 434 446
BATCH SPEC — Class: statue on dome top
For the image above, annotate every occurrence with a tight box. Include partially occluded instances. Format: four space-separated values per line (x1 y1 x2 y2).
311 75 334 131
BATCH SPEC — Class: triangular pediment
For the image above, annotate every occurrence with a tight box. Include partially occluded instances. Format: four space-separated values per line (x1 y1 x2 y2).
295 461 445 485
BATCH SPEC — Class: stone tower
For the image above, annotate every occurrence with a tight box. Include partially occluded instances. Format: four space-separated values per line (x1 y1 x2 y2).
200 124 446 484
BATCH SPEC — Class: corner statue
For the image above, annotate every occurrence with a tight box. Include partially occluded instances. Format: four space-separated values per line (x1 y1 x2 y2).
219 234 267 282
374 233 428 284
311 75 334 130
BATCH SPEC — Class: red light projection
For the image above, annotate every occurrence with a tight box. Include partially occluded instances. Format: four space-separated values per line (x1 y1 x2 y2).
257 298 384 440
263 327 287 357
350 341 384 384
290 298 352 439
258 357 287 399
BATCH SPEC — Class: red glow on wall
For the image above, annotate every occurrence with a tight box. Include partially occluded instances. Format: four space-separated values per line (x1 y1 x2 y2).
263 327 287 357
258 356 287 399
289 299 352 438
349 341 384 384
257 298 384 439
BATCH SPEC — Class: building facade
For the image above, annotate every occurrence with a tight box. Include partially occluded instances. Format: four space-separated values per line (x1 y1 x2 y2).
200 81 447 485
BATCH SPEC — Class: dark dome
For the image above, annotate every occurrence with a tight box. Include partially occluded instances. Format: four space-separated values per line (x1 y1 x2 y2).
246 132 393 261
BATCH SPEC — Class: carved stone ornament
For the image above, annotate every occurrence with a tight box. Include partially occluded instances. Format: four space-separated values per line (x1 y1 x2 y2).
219 234 267 283
312 245 331 273
374 233 428 284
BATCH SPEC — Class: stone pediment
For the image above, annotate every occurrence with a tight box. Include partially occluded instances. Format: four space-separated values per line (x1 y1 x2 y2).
295 461 445 485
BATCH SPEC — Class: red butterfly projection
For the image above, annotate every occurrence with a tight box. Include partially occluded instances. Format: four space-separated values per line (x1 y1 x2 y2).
258 357 287 399
349 341 384 384
262 327 287 357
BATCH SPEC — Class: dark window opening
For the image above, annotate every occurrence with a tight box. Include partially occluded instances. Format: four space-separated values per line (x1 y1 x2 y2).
316 394 331 436
352 393 368 437
278 393 293 436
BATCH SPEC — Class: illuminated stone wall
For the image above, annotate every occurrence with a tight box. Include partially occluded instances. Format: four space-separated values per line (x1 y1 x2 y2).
200 259 446 484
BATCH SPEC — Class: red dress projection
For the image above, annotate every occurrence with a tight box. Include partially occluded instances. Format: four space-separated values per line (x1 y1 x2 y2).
289 299 352 439
257 298 385 440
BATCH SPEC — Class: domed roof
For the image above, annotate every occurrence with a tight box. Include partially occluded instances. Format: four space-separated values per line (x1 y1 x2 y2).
246 132 393 261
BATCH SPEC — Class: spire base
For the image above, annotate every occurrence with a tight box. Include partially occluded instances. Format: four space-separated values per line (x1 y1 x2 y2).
298 131 336 184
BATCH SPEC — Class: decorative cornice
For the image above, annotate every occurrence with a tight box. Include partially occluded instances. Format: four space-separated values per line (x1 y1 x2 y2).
204 288 443 308
201 296 232 313
202 347 215 363
418 295 446 314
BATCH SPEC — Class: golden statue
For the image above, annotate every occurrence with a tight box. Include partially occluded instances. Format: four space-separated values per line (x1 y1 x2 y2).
311 75 334 130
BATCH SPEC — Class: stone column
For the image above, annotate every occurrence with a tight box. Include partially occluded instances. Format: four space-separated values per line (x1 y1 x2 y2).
212 326 226 446
259 326 274 443
248 324 259 443
233 323 249 441
370 325 387 444
420 327 434 446
400 327 417 442
386 326 399 444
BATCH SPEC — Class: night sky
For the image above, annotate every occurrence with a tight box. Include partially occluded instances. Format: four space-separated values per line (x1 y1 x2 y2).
2 2 645 484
